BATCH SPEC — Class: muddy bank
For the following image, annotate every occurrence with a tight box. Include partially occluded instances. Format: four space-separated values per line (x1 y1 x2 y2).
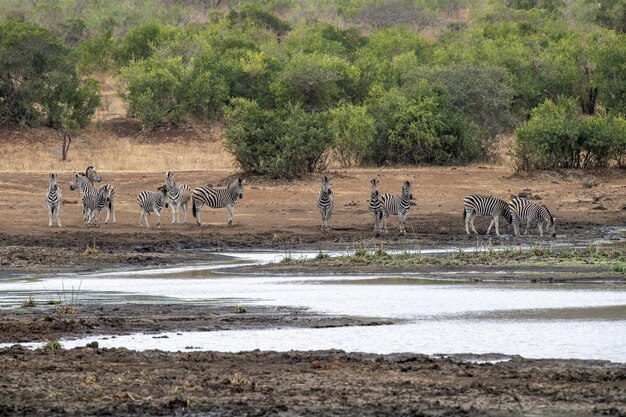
0 304 396 344
0 346 623 417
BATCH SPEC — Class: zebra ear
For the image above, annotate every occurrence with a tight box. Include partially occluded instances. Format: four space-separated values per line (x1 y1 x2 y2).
238 178 245 185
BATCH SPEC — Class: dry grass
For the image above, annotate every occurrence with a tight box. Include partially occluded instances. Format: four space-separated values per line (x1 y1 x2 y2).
0 133 235 173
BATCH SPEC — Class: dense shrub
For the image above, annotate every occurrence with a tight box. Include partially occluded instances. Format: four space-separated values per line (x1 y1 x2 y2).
0 20 100 129
328 104 376 167
224 98 332 178
579 114 626 168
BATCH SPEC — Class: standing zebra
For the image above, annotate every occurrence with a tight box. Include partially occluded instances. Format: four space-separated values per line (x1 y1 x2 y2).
317 176 334 232
69 173 111 227
369 178 383 234
463 194 512 236
509 197 556 237
380 181 413 236
165 171 191 224
85 166 116 224
45 173 62 227
137 185 169 228
192 178 245 226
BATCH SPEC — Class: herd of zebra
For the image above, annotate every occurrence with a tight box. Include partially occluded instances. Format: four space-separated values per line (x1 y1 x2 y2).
46 168 555 237
45 167 245 228
317 176 557 237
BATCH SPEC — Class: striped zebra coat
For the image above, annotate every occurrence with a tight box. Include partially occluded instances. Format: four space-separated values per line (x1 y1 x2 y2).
45 173 62 227
192 178 245 226
369 178 383 234
509 197 556 237
463 194 512 236
85 166 116 224
380 180 413 236
137 185 169 228
69 173 111 227
165 171 191 224
317 176 334 232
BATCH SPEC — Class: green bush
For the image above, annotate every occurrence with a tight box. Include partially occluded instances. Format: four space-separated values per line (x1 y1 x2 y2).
119 56 187 127
115 22 178 65
579 113 626 168
224 98 332 178
328 104 376 167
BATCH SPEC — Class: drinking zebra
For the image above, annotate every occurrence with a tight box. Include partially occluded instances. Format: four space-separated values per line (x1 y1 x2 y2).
85 166 116 224
137 185 169 228
509 197 556 237
45 173 62 227
165 171 191 224
192 178 245 226
463 194 512 236
317 176 334 232
380 180 413 236
369 178 383 234
69 173 112 227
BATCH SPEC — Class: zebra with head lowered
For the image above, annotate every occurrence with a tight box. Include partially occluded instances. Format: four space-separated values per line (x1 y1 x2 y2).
463 194 512 236
165 171 191 224
369 178 383 234
509 197 556 237
192 178 245 226
137 185 169 228
380 180 413 236
70 173 112 227
85 166 116 224
317 175 334 232
45 173 62 227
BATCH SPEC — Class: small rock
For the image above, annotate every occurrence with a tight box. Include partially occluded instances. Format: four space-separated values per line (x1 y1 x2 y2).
86 341 99 348
591 205 608 211
518 191 529 198
593 195 601 202
582 179 597 188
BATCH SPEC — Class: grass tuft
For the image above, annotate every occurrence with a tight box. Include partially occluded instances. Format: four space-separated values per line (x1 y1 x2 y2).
234 306 247 314
21 296 38 308
44 340 62 350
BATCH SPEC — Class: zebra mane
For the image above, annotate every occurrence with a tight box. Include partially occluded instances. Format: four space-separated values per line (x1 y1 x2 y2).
543 205 555 224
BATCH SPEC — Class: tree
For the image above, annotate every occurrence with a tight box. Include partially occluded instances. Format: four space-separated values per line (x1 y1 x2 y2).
328 104 376 167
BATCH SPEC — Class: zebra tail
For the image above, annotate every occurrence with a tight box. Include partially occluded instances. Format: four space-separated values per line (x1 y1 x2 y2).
192 199 197 219
463 207 466 223
108 199 112 211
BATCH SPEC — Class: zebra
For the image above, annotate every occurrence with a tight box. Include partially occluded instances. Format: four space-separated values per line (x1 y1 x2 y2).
165 171 191 224
317 175 334 232
69 173 111 227
45 173 62 227
463 194 512 236
380 180 413 236
137 185 169 228
192 178 245 226
369 178 383 234
509 197 556 237
85 166 116 224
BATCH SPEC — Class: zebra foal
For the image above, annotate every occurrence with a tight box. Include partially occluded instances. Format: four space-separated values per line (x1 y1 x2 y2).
165 171 191 224
509 197 556 237
45 173 62 227
380 180 413 236
192 178 245 226
317 176 334 232
70 173 112 227
137 185 169 228
85 166 116 224
463 194 512 236
369 178 383 234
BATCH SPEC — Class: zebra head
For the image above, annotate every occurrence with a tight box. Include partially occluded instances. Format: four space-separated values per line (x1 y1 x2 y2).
165 172 176 189
49 173 57 186
229 178 245 200
69 173 88 191
157 185 170 208
321 176 331 194
403 181 413 200
85 166 102 182
544 205 556 237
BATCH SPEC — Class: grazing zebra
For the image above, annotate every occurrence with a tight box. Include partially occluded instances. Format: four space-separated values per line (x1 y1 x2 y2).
192 178 245 226
85 166 116 224
369 178 383 234
45 173 62 227
317 176 334 232
463 194 512 236
380 181 413 236
165 171 191 224
509 197 556 237
69 173 111 227
137 185 169 228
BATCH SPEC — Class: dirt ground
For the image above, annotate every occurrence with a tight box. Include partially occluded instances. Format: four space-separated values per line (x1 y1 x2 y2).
1 166 624 272
1 165 625 417
1 346 624 417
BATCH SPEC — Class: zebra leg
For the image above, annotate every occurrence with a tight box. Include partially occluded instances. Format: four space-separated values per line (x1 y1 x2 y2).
195 206 202 226
47 205 53 227
469 213 479 235
524 219 531 236
327 210 332 231
55 206 62 227
139 210 145 227
538 222 544 237
170 203 177 224
227 205 234 226
156 210 162 229
494 216 500 236
486 217 495 235
182 202 188 224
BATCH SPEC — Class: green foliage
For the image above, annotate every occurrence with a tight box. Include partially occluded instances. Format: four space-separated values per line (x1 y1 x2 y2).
224 98 332 178
115 22 179 65
0 20 100 130
119 56 186 127
43 340 62 350
579 114 626 168
21 296 37 308
271 53 360 111
226 4 291 35
328 104 376 167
